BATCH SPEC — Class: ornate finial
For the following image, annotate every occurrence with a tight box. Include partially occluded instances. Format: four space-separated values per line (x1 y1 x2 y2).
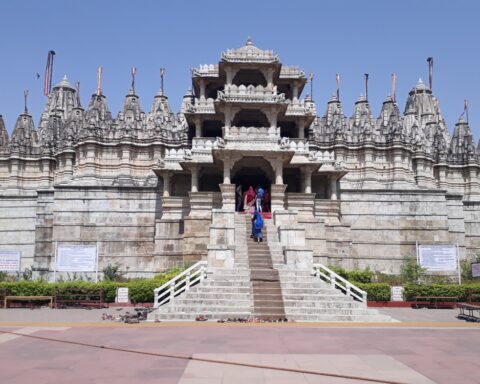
76 81 81 107
364 73 369 101
24 90 29 114
96 66 103 96
246 36 253 46
460 99 469 124
160 68 165 95
131 67 137 93
427 57 433 90
391 73 397 103
336 73 340 100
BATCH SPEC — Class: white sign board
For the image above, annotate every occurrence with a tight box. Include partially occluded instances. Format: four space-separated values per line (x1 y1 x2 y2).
0 250 21 272
418 245 458 272
472 262 480 278
391 286 404 302
116 287 130 303
57 245 97 272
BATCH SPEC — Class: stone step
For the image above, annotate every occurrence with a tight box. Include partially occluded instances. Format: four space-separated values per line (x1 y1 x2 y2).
150 312 253 321
285 314 394 322
190 287 252 294
284 307 377 315
159 306 254 313
166 299 252 306
176 292 252 299
282 300 364 309
201 281 252 287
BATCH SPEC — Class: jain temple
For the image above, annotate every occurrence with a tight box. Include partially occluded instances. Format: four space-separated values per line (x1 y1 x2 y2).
0 40 480 319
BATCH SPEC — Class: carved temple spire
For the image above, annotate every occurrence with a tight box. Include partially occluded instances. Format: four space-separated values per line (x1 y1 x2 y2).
351 94 375 141
449 118 476 163
10 111 38 153
85 92 113 132
0 115 8 149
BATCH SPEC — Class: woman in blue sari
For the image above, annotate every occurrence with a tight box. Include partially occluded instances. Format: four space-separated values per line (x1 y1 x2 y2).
252 209 264 242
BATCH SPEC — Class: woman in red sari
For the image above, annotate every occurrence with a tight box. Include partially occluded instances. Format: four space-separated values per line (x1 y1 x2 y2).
243 186 256 213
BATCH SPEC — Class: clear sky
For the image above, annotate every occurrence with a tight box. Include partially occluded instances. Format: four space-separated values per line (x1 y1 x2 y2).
1 0 479 142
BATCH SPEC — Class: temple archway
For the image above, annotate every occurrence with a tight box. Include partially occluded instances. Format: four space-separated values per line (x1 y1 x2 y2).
231 157 274 211
232 109 269 128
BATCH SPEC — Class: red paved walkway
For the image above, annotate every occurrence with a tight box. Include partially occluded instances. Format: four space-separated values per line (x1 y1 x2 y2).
0 324 478 383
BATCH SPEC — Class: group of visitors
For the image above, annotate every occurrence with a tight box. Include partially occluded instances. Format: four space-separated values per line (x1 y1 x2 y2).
235 185 270 213
235 185 268 243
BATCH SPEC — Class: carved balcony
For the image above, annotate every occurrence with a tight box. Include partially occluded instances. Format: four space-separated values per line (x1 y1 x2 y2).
285 100 317 116
217 85 285 104
279 66 306 79
184 98 216 114
192 64 219 77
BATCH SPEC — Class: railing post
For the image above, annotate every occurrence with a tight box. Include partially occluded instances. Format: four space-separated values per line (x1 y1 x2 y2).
169 281 175 302
186 271 191 291
346 283 351 297
331 275 336 289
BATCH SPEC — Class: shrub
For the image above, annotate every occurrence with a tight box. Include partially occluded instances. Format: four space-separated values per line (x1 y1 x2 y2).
0 267 184 303
403 284 480 301
355 283 391 301
329 266 374 283
102 263 126 282
400 257 426 284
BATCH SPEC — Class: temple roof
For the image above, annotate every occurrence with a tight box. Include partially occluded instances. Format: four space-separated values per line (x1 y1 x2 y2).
221 38 279 64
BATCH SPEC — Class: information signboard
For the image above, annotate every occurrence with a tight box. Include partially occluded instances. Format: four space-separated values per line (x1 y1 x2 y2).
417 245 458 272
391 286 404 302
116 287 130 303
0 250 21 272
57 245 97 272
472 262 480 278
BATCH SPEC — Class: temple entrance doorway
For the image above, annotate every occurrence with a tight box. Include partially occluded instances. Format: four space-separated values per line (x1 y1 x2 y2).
231 156 274 212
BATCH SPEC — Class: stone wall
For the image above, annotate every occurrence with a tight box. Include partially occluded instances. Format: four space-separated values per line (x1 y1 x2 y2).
0 191 38 271
49 185 160 278
330 189 457 273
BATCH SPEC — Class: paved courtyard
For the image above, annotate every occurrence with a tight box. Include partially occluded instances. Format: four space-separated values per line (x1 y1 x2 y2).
0 307 479 384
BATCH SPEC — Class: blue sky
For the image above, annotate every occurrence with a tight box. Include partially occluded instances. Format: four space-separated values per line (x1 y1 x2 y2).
1 0 479 142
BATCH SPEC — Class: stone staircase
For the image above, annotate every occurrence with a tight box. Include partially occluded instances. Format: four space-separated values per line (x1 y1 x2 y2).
244 215 286 320
149 212 394 322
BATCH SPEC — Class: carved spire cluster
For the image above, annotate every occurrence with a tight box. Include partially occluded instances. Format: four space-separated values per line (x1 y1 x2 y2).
311 79 479 165
0 73 188 156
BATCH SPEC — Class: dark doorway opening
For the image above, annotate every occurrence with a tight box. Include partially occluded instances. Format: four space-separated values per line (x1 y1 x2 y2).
231 157 273 212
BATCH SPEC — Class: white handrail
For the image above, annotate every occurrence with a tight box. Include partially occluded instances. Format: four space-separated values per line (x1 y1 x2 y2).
312 263 367 303
153 261 208 308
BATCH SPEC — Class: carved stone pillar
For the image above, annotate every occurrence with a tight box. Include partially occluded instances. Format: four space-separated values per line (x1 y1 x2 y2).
298 120 305 139
194 117 202 137
330 175 338 200
292 81 299 102
225 67 234 86
271 184 287 211
191 165 199 192
162 172 172 197
303 167 312 194
274 158 283 185
219 183 235 211
199 79 206 101
223 156 231 184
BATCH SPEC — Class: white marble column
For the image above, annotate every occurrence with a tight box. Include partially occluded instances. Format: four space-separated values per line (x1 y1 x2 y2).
330 175 337 200
225 67 233 86
298 120 305 139
163 172 171 197
304 168 312 193
191 166 199 192
194 117 202 137
292 81 299 103
199 79 206 101
223 157 231 184
275 158 283 185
